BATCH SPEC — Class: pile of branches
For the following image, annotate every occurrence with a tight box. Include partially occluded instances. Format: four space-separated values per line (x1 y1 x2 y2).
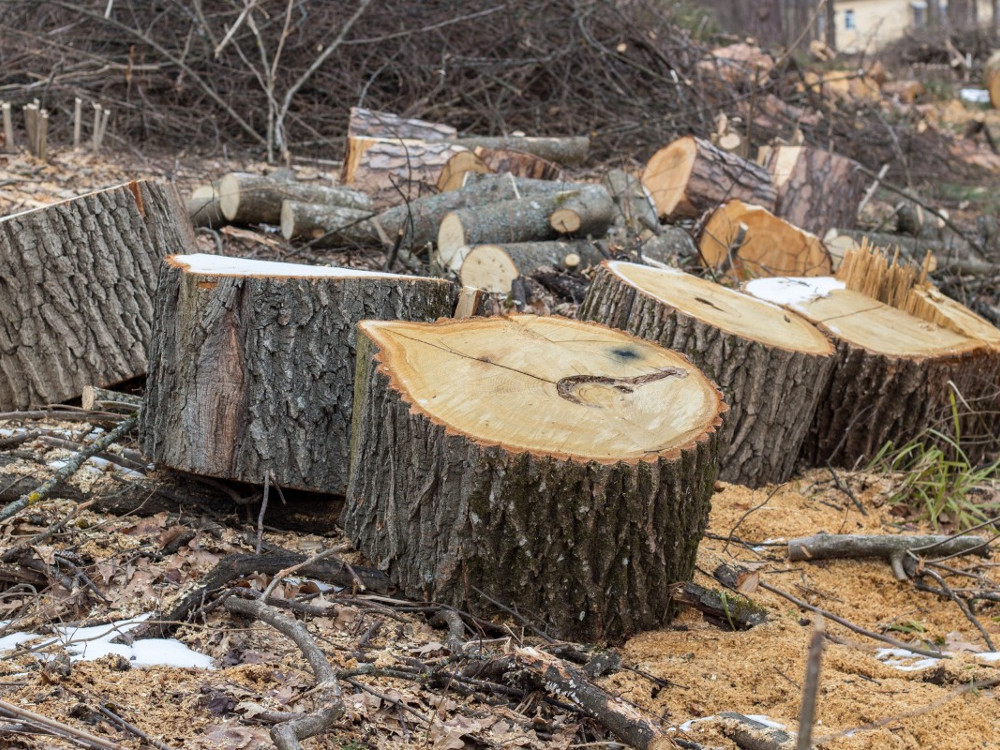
0 0 720 162
1 0 996 191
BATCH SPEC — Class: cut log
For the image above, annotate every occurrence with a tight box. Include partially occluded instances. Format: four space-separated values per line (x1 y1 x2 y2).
745 277 998 468
280 201 379 244
0 180 194 411
218 172 372 226
436 147 563 192
452 135 589 165
602 169 659 235
457 231 694 294
579 261 835 486
985 49 1000 108
699 199 832 279
764 145 867 233
347 106 457 141
436 185 614 272
341 314 725 643
641 136 777 219
549 185 615 236
140 254 458 495
187 183 225 228
341 137 469 208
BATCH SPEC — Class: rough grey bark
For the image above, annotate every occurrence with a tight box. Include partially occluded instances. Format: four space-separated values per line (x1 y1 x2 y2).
579 263 835 487
141 259 458 494
219 172 373 226
342 326 722 644
764 146 867 233
280 201 378 244
0 180 194 411
802 339 999 468
549 185 616 235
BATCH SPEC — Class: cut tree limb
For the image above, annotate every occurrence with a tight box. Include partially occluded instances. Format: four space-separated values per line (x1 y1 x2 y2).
218 172 372 226
140 254 457 495
280 201 378 244
0 180 194 411
436 185 614 271
764 145 867 233
642 136 777 219
700 200 832 279
347 106 457 140
341 314 725 643
436 147 563 192
580 261 835 487
187 183 225 228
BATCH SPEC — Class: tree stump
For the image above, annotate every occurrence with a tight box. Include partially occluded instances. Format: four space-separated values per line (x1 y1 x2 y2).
580 261 835 486
341 314 726 643
764 145 867 234
140 254 458 495
699 200 832 280
745 277 998 468
342 137 470 208
641 136 777 219
0 180 194 410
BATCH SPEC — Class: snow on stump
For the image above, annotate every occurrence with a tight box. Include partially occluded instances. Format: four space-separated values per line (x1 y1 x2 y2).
341 314 726 643
140 254 458 494
0 180 194 410
580 261 836 487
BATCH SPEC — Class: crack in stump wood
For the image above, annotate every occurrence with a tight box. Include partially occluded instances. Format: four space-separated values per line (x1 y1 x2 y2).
556 367 688 405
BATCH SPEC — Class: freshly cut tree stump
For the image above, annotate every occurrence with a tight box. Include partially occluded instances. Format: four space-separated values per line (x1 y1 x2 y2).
745 277 997 468
700 200 832 279
641 136 777 219
580 261 835 486
140 254 458 495
764 146 867 233
0 180 194 411
436 185 614 272
218 172 373 226
342 314 726 643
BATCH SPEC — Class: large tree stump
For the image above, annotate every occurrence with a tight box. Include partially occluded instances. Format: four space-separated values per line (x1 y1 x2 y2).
342 314 726 643
580 261 835 486
140 254 458 495
764 146 867 234
745 277 999 468
0 180 194 410
641 136 777 219
699 199 832 279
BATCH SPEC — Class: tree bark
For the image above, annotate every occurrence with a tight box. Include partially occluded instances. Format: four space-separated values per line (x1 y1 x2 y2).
436 185 614 271
699 199 832 280
347 106 457 141
342 314 725 643
641 136 777 219
341 137 470 208
436 148 563 192
458 232 694 294
280 201 379 244
140 254 458 495
451 135 589 165
0 180 194 411
580 261 835 487
218 172 373 226
745 278 999 468
764 145 867 233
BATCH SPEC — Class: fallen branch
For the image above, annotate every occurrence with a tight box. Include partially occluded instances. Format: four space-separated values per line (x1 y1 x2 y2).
225 595 344 750
0 698 124 750
0 414 138 523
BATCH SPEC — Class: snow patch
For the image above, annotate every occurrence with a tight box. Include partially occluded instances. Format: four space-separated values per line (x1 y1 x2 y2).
172 253 414 281
745 276 844 306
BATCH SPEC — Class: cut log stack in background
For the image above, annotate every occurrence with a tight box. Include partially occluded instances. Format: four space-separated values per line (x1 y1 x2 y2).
8 104 1000 644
